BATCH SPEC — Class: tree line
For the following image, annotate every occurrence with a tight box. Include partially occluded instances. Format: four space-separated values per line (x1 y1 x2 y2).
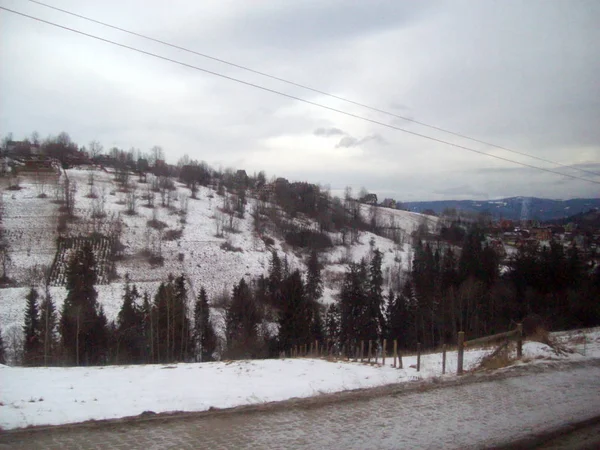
7 224 600 366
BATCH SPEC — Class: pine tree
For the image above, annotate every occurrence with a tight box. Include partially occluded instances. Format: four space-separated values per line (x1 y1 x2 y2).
140 291 152 363
226 278 262 359
116 277 143 363
268 251 282 304
305 250 324 344
306 250 323 303
325 303 341 352
152 275 191 363
367 249 384 342
23 287 41 366
39 285 57 366
278 270 311 353
60 242 107 365
339 260 369 355
0 324 6 365
194 287 216 362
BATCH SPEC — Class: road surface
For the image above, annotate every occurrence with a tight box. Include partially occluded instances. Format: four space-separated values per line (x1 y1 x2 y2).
1 363 599 449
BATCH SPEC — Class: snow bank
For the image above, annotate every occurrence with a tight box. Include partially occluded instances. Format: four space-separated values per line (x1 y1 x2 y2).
2 335 591 430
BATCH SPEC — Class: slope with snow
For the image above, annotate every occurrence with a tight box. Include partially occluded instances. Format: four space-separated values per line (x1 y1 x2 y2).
1 168 425 345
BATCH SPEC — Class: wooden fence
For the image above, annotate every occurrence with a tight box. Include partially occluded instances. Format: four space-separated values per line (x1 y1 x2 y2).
285 324 523 376
285 338 451 374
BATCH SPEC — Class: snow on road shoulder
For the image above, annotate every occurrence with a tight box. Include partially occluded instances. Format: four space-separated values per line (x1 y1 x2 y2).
1 359 407 430
2 333 594 431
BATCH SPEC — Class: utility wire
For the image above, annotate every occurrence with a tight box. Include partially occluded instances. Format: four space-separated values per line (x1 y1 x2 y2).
24 0 600 178
2 5 599 186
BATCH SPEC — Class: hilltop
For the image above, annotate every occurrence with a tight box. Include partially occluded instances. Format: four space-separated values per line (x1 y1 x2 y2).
0 165 435 345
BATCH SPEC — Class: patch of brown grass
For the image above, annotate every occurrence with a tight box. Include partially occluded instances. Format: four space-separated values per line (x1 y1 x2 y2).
479 351 513 371
529 326 551 346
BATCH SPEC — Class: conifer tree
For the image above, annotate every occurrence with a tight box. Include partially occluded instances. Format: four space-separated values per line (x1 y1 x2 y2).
39 285 57 366
194 287 216 361
0 325 5 365
306 250 323 302
23 287 41 366
325 303 341 352
60 242 107 365
339 260 369 354
226 278 262 358
116 277 143 363
278 270 311 353
268 251 282 304
367 249 384 342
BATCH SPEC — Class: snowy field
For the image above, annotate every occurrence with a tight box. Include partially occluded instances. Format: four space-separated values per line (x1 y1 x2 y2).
2 329 598 430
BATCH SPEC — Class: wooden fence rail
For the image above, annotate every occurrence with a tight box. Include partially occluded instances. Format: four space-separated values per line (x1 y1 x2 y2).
457 323 523 375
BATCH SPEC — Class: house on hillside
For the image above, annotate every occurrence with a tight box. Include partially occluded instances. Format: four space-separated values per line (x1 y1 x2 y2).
359 193 378 205
5 141 41 158
531 227 552 241
381 198 397 209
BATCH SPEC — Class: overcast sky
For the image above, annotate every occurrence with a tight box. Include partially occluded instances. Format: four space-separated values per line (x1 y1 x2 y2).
1 0 599 201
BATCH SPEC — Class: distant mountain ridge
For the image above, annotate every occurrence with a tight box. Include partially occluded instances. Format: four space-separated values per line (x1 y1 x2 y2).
403 197 600 222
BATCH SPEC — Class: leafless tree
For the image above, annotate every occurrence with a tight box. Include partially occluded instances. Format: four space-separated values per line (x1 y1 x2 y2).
64 178 77 217
150 145 164 165
215 211 226 237
88 140 103 160
126 184 137 215
6 324 24 365
145 183 155 208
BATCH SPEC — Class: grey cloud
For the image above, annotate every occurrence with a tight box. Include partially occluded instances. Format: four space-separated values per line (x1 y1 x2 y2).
1 0 598 202
314 127 345 137
218 1 440 51
336 134 388 148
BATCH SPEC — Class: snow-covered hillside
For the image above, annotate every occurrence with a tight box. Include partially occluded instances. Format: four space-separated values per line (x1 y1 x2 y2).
0 168 430 341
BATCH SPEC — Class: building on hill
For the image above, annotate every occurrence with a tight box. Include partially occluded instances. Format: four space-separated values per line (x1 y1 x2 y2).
359 193 378 205
531 227 552 241
5 141 41 158
381 198 397 209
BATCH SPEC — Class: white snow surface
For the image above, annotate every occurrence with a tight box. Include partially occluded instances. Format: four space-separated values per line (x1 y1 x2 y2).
2 328 598 430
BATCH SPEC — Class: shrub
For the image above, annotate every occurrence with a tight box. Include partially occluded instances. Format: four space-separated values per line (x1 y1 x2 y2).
284 229 332 250
147 219 168 230
220 241 243 253
164 229 183 241
262 236 275 247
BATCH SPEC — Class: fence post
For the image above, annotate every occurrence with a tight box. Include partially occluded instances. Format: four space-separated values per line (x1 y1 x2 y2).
360 340 365 362
457 331 465 375
393 339 398 368
417 343 421 372
398 350 403 369
442 344 447 375
368 340 372 363
315 340 319 357
516 323 523 359
382 339 387 366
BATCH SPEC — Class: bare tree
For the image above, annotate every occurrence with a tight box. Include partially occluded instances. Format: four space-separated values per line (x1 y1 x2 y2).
126 184 137 215
6 324 24 365
215 211 226 237
150 146 164 165
64 178 77 217
88 140 103 161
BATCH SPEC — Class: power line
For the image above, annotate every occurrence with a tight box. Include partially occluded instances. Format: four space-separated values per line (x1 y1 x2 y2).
2 5 599 186
24 0 600 178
